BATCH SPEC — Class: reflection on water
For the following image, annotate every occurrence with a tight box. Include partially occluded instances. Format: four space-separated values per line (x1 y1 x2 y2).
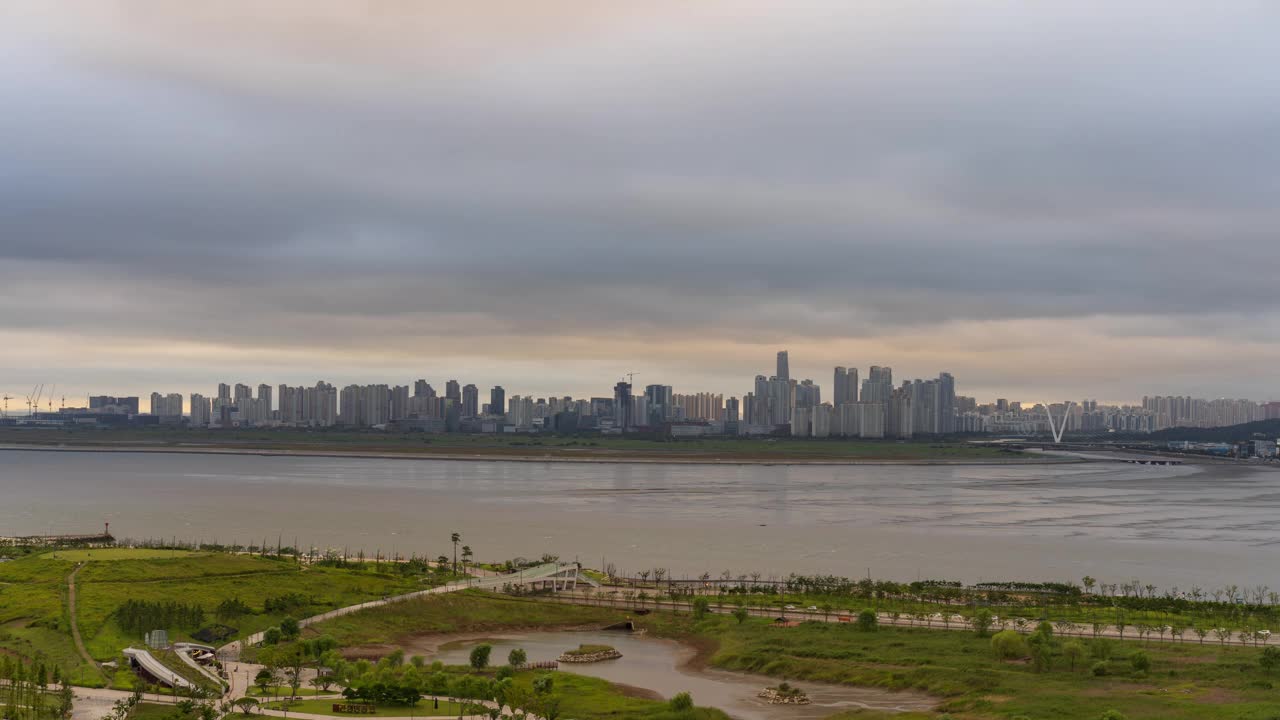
1 449 1276 587
423 630 934 720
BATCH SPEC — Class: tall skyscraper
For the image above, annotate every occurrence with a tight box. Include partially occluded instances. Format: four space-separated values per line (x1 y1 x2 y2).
490 386 505 417
462 384 479 417
613 381 632 431
257 384 273 416
413 379 432 397
445 380 461 403
189 394 211 426
776 350 790 381
833 366 859 405
643 384 673 425
938 372 956 434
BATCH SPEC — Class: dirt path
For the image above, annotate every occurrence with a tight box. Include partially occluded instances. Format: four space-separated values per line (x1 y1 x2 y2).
67 563 110 688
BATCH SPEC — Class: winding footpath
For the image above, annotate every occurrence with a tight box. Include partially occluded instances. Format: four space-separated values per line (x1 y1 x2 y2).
218 563 576 663
66 563 111 688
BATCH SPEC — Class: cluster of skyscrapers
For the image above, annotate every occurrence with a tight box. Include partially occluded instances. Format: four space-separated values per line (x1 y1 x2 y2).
52 350 1277 438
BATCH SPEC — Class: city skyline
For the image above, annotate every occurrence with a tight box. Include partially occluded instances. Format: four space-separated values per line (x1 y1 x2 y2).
3 4 1280 404
19 347 1276 438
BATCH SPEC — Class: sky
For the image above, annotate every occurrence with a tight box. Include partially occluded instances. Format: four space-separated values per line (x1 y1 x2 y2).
2 1 1279 410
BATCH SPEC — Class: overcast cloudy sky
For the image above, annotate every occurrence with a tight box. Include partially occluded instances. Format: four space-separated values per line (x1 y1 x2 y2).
2 1 1278 408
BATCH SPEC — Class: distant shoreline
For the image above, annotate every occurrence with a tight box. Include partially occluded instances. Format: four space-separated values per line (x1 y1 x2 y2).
0 442 1083 467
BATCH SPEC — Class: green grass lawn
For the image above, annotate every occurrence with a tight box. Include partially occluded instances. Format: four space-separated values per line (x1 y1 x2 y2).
130 703 181 720
650 613 1280 720
47 549 203 562
305 592 1280 720
506 671 730 720
0 550 424 685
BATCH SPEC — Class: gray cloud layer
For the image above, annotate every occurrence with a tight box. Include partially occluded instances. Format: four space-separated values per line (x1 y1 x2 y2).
2 2 1278 402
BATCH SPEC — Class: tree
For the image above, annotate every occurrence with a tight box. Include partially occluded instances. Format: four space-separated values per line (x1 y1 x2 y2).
508 648 527 667
1260 647 1280 675
254 668 275 697
1129 651 1150 674
280 617 301 641
972 608 994 637
1082 576 1096 595
469 644 492 670
234 698 259 715
692 596 710 621
451 533 461 574
669 692 694 711
856 609 878 632
732 605 750 625
263 627 283 646
1063 640 1085 672
461 545 473 573
992 630 1028 660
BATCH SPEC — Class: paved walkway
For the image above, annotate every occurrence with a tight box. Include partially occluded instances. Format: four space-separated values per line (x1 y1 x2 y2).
219 563 578 662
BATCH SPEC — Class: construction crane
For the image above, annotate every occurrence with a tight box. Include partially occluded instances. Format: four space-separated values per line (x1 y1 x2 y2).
625 372 638 385
1 395 11 418
26 384 43 418
47 384 56 413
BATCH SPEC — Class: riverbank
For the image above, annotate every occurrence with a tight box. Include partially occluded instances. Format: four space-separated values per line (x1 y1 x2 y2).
0 442 1077 466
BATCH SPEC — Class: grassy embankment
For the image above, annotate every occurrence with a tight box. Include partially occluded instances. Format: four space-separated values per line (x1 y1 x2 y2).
303 591 1280 720
0 551 426 688
0 426 1033 462
613 587 1276 635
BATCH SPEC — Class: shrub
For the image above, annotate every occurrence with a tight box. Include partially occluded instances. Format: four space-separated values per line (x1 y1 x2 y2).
1099 711 1127 720
669 692 694 711
972 608 994 637
856 609 878 632
469 644 492 670
1129 651 1150 674
262 627 282 646
1091 661 1110 677
991 630 1027 660
1261 646 1280 674
692 596 711 621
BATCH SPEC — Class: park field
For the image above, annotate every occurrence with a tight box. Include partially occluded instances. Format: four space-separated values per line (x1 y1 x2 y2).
0 551 430 687
300 591 1280 720
0 426 1040 463
45 549 202 562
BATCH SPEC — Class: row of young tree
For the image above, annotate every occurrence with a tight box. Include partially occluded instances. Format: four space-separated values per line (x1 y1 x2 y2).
115 599 206 634
0 657 73 720
603 570 1280 632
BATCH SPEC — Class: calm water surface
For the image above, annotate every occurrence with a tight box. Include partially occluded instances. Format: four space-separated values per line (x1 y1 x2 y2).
0 449 1276 588
426 630 934 719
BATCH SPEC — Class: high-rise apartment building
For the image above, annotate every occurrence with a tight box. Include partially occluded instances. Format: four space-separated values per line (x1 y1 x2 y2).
462 384 479 417
490 387 506 417
189 394 211 426
613 381 632 431
149 392 183 417
257 384 273 417
776 350 790 381
833 366 859 406
445 380 461 404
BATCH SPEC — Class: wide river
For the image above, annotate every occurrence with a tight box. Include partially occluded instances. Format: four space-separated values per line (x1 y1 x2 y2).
0 449 1276 589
